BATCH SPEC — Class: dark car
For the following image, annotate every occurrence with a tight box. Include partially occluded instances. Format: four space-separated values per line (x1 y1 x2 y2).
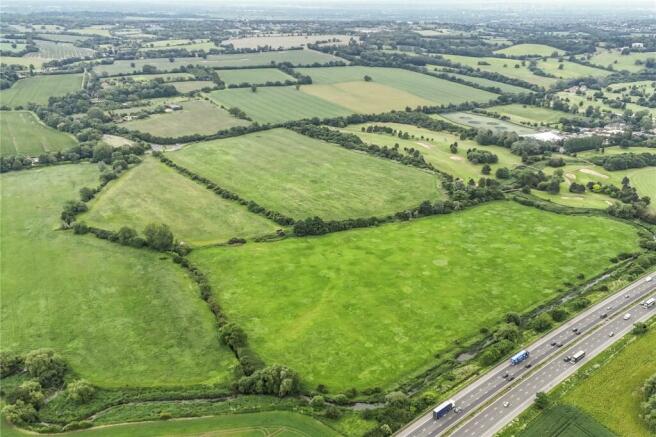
502 372 509 378
563 356 571 362
525 363 532 369
600 313 608 319
556 343 563 347
508 376 515 381
550 341 557 346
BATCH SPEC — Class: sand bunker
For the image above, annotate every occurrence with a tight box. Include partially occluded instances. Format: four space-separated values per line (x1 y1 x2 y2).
416 142 432 149
450 155 464 161
579 168 609 179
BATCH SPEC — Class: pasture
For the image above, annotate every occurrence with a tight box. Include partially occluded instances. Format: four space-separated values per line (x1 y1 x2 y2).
494 43 565 57
342 122 524 181
0 164 236 387
217 67 295 85
168 128 442 220
0 56 48 69
556 90 656 117
140 38 217 51
0 41 27 53
94 50 345 76
563 328 656 436
191 201 640 392
82 158 278 246
438 111 537 135
589 48 656 72
170 80 214 93
0 111 77 156
485 103 567 125
517 405 614 437
0 73 83 107
36 33 90 43
122 99 249 137
26 40 95 59
208 86 353 124
223 33 353 49
429 68 534 94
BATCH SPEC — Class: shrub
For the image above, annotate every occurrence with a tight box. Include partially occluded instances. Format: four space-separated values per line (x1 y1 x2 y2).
143 223 174 251
325 405 341 419
2 400 38 425
530 313 553 332
549 307 569 322
160 412 173 420
236 365 299 397
632 322 648 335
534 392 550 409
0 352 23 378
66 379 96 403
332 394 349 405
219 323 247 350
24 349 66 387
310 395 325 409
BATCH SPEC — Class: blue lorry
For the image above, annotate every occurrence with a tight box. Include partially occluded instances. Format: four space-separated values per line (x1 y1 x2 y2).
510 350 529 365
433 399 455 419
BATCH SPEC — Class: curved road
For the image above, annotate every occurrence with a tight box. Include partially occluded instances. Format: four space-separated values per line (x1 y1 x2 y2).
397 271 656 437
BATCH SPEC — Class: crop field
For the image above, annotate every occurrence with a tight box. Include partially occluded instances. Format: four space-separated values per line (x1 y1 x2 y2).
428 68 534 94
589 48 656 72
168 128 441 220
0 73 83 107
494 43 565 57
223 33 353 49
536 59 611 81
563 327 656 436
208 86 353 124
438 111 537 135
0 41 27 52
2 411 338 437
485 103 568 125
191 201 640 391
140 38 217 51
122 99 249 137
342 123 524 181
93 50 345 75
0 111 77 156
68 25 113 36
26 40 95 59
82 158 278 246
517 405 614 437
36 33 90 43
217 67 296 85
170 80 214 93
0 164 236 386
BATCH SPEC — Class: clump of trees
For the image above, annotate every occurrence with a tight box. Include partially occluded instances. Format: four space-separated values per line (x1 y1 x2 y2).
642 373 656 432
235 365 299 397
466 148 498 164
590 152 656 171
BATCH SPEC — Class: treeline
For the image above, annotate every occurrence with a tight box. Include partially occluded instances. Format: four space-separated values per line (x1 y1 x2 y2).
589 152 656 171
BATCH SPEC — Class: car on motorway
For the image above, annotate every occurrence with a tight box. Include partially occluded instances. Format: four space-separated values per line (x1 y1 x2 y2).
503 401 510 408
502 372 509 378
625 294 630 299
609 331 614 337
550 341 557 346
646 276 653 282
600 313 607 319
555 342 563 347
525 363 532 368
563 356 571 362
508 376 515 381
623 313 632 320
454 407 462 414
607 305 613 310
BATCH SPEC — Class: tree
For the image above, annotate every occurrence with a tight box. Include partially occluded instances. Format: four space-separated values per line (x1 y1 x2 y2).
116 226 138 245
24 349 66 387
66 379 96 403
79 187 95 202
310 395 325 409
12 380 45 408
219 322 247 349
450 142 458 154
143 223 174 251
549 307 569 322
495 167 510 179
251 84 257 92
2 400 37 425
236 365 299 397
530 313 553 332
92 143 113 163
0 352 23 378
534 392 550 410
482 164 491 175
363 75 372 82
632 322 648 335
505 312 522 326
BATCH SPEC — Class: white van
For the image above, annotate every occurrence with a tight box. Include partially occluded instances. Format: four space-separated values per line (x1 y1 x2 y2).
623 313 631 320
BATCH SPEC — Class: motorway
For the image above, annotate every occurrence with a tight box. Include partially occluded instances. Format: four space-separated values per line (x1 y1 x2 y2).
397 271 656 437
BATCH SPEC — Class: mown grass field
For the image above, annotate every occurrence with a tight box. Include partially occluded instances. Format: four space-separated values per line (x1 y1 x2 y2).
123 99 249 137
0 164 236 387
27 40 95 59
168 128 441 220
589 48 656 72
191 202 640 392
93 50 345 76
578 145 656 158
486 103 568 125
170 80 214 93
208 86 353 124
517 405 614 437
0 73 83 107
2 411 338 437
556 90 656 117
342 122 524 181
428 68 533 94
438 111 537 135
563 327 656 436
139 38 217 52
223 33 353 49
82 158 278 246
216 67 296 85
0 41 27 52
494 43 565 57
0 111 77 156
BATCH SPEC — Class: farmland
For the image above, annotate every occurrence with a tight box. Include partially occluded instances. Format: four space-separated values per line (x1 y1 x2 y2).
438 111 537 135
217 67 296 85
589 48 656 72
441 54 560 87
139 38 217 51
82 157 278 246
27 40 95 59
122 99 249 137
93 49 345 75
191 201 640 391
0 111 77 156
485 103 569 125
168 128 442 220
223 33 354 49
494 43 565 57
517 405 614 437
170 80 214 93
0 164 236 387
563 328 656 436
428 68 534 94
0 73 83 107
556 90 656 117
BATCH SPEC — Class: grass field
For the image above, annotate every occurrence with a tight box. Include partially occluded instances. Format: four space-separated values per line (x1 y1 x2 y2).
0 164 236 386
0 73 83 107
578 146 656 158
168 128 441 220
342 122 524 181
27 40 95 59
2 411 338 437
100 73 195 88
428 68 533 94
0 56 49 69
563 327 656 436
208 86 353 124
438 111 537 135
140 39 217 52
0 42 27 53
123 99 249 137
486 103 568 125
518 405 614 437
36 33 90 43
589 48 656 72
494 43 565 57
191 201 639 392
556 90 656 118
94 50 345 76
223 34 353 49
217 67 296 85
170 80 214 93
82 158 278 246
0 111 77 156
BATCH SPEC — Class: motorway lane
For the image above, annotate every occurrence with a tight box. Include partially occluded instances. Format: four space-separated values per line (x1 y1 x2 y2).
397 272 656 437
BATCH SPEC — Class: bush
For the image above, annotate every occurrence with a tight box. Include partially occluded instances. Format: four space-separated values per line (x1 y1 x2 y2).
632 322 648 335
549 307 569 322
160 412 173 420
143 223 174 251
310 395 325 409
325 405 341 419
530 313 553 332
332 394 349 405
236 365 299 397
534 392 550 409
2 400 38 425
0 352 23 378
66 379 96 403
24 349 66 387
219 323 247 350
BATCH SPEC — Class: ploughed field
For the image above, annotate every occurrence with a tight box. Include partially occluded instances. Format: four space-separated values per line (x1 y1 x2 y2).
190 201 640 392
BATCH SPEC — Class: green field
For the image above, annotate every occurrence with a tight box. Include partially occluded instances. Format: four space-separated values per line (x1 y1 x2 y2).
123 99 249 137
342 122 524 181
578 146 656 158
28 40 95 59
0 73 83 107
93 50 345 76
191 201 639 392
2 411 338 437
82 158 278 246
217 67 296 85
518 405 614 437
589 49 656 72
494 43 565 57
224 34 353 49
140 38 217 52
0 164 236 387
0 41 27 52
168 128 441 220
171 80 214 93
556 90 656 118
438 111 537 135
36 33 90 43
563 327 656 436
208 86 353 124
0 111 77 156
428 68 533 94
486 103 568 125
